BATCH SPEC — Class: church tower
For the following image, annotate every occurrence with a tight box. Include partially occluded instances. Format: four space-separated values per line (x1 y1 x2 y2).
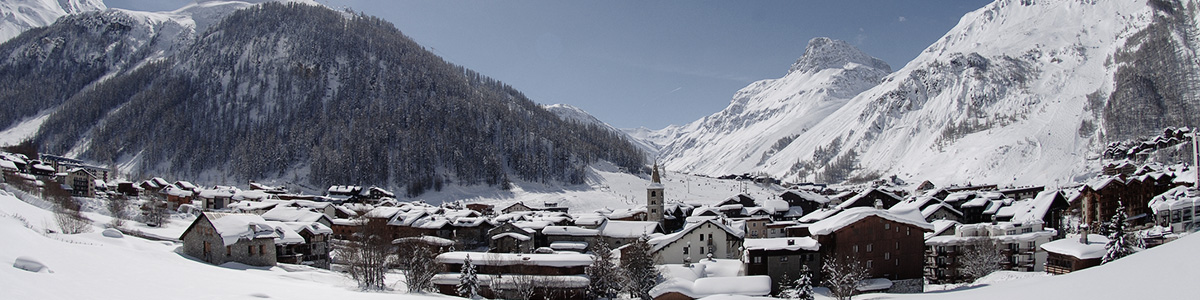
647 163 665 224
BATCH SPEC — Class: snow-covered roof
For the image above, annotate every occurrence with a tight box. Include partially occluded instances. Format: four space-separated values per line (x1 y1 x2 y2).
261 206 328 224
808 207 933 236
925 220 961 240
435 252 593 267
649 219 742 253
549 241 588 251
572 213 606 226
393 236 455 247
1010 190 1062 223
228 200 279 212
598 220 659 238
762 199 789 213
1041 234 1109 259
261 221 306 245
783 190 831 203
282 221 333 235
1149 186 1197 214
542 225 599 236
921 202 963 220
491 232 531 241
200 213 279 246
742 237 820 251
798 208 842 223
0 160 16 170
649 276 771 299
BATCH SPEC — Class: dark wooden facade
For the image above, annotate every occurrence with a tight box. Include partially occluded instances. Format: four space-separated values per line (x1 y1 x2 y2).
815 215 927 280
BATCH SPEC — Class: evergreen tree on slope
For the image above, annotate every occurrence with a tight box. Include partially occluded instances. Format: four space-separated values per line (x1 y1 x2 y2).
458 254 479 298
1102 202 1136 264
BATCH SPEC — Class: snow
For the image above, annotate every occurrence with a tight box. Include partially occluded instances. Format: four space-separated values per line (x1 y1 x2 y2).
541 225 599 236
1040 234 1108 260
742 237 820 251
0 0 105 43
549 241 588 251
808 207 932 236
435 252 593 268
204 213 279 246
653 259 768 299
12 256 49 273
101 228 124 238
857 278 892 291
597 220 659 238
261 206 326 224
490 232 530 241
0 191 455 300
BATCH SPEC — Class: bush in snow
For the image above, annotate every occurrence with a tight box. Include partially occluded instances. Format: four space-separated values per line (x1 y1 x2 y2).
959 237 1003 283
46 182 90 234
141 194 168 227
337 220 395 291
106 194 132 228
822 255 867 300
395 239 439 293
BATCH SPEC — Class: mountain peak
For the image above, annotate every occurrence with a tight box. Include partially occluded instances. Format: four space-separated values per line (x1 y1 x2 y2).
788 37 891 74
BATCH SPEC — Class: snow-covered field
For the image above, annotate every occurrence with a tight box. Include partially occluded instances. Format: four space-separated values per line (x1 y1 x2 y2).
409 162 789 213
0 190 457 300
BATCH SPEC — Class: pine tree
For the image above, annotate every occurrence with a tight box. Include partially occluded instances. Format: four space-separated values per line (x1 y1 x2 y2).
586 240 621 299
776 273 798 299
621 236 662 300
1102 202 1135 264
796 264 815 300
457 254 479 299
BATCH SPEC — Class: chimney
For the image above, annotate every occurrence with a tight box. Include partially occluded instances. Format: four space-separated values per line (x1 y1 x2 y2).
1079 224 1090 244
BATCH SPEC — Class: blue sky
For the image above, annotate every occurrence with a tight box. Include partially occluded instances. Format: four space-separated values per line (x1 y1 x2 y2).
106 0 993 130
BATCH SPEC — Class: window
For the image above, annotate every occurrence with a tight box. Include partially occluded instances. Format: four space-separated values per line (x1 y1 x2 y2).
650 191 656 197
700 234 705 241
780 256 789 262
1022 227 1033 233
867 260 873 269
248 245 254 255
684 247 689 255
753 256 762 263
708 233 713 241
700 247 705 254
885 252 890 260
226 246 231 256
853 245 859 252
259 245 265 256
907 228 911 236
867 243 872 252
884 223 890 230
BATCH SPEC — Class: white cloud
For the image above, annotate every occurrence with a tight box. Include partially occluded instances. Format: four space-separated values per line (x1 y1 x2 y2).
898 16 907 22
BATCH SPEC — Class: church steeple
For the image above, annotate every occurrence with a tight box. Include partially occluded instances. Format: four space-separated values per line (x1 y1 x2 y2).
647 162 664 224
651 162 661 184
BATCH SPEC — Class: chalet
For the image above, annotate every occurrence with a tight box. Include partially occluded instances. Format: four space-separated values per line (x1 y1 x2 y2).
502 202 535 214
61 168 97 197
180 212 278 267
1076 173 1176 227
197 186 238 210
139 177 170 193
489 222 537 253
248 181 288 194
740 216 772 239
27 161 56 176
717 194 758 208
161 186 197 209
115 181 140 197
808 207 932 291
837 188 904 210
649 219 744 264
957 191 1005 224
542 225 599 252
432 252 593 300
743 237 821 294
779 190 831 220
889 196 963 223
597 219 663 248
261 206 334 228
999 186 1045 200
914 180 937 193
466 203 495 215
924 220 1057 283
1149 186 1200 232
264 221 333 269
1041 234 1107 274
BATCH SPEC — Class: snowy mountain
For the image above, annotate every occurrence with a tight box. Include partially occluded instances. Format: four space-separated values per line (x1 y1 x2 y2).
544 103 659 158
10 3 645 195
661 0 1200 186
659 37 891 177
0 0 106 43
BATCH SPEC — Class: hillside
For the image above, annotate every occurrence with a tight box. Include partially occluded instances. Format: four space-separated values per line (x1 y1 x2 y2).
660 0 1200 186
4 3 645 195
0 0 105 43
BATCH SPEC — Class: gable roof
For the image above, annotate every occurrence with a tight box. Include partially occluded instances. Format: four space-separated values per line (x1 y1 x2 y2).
183 212 279 246
808 207 933 236
649 219 742 253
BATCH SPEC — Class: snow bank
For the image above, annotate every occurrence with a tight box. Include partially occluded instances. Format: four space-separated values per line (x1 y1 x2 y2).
101 228 123 238
12 256 49 273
